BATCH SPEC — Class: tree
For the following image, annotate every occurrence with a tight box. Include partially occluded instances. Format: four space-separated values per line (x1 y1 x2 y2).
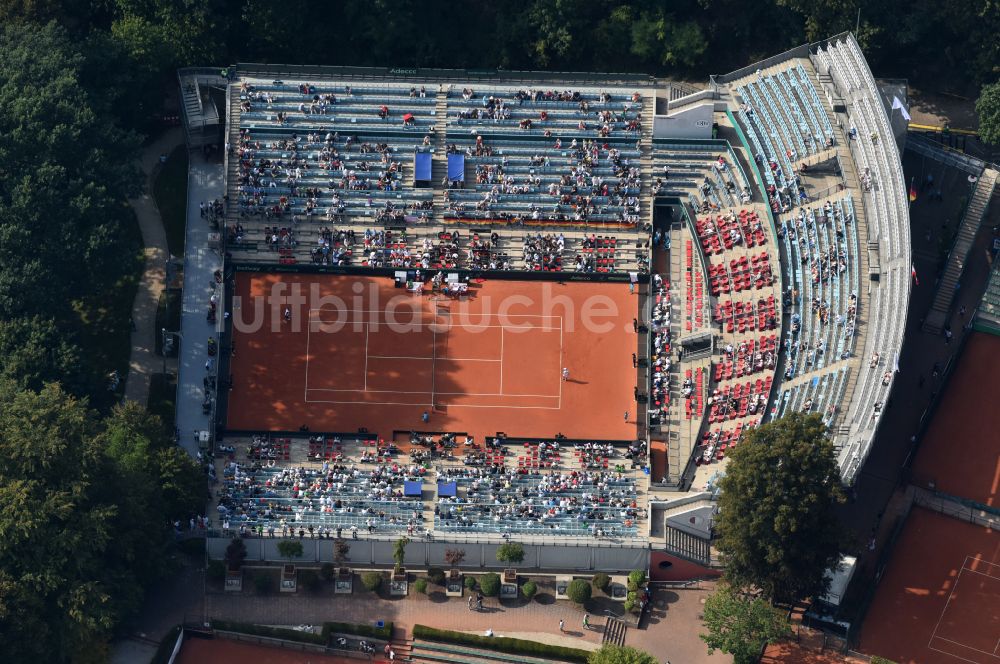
567 578 592 604
334 539 350 565
361 571 383 592
277 540 304 560
592 572 611 593
714 413 846 603
496 542 525 565
587 644 658 664
701 584 792 664
444 547 466 567
393 536 410 571
521 580 538 600
977 82 1000 146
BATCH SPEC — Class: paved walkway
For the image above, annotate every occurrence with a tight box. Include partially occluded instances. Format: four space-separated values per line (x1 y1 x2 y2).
124 128 185 405
176 155 224 456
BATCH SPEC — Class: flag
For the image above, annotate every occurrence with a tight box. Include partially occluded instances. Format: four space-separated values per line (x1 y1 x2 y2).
911 264 919 286
891 96 912 121
909 184 918 202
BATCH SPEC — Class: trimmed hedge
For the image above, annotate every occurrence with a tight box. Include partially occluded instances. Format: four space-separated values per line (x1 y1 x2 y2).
361 571 383 591
521 580 538 600
592 572 611 593
479 572 501 597
426 567 446 585
322 621 393 641
211 619 326 645
413 625 589 662
567 578 592 604
415 578 428 594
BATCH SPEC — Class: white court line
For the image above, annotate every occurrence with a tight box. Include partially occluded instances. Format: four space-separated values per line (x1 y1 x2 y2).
928 643 986 664
965 557 1000 574
304 314 311 402
960 567 1000 582
931 634 1000 660
307 387 559 398
558 316 564 410
304 397 560 410
499 327 504 395
367 355 501 362
930 562 966 650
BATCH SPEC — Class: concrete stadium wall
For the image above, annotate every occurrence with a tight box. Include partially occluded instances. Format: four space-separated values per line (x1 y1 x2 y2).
207 537 649 572
653 101 713 140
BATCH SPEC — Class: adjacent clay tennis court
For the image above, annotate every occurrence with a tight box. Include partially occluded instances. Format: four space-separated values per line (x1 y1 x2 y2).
911 332 1000 508
226 273 637 441
859 507 1000 664
176 636 360 664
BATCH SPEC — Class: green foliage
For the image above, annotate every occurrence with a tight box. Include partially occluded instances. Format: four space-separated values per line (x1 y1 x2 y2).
496 541 526 564
444 548 466 567
361 571 383 592
870 657 898 664
521 580 538 600
479 572 501 597
320 563 336 582
624 592 638 614
153 145 189 256
567 578 592 604
587 644 659 664
0 382 207 661
700 584 792 664
393 536 410 570
627 570 646 591
592 572 612 593
414 578 428 594
322 621 394 641
715 413 847 603
977 82 1000 146
427 567 446 585
277 540 304 560
464 575 478 590
211 619 326 645
333 539 350 564
412 624 590 662
177 537 206 557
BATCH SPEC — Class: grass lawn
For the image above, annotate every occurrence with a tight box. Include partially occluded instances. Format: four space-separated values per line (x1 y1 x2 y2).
71 204 143 411
148 372 177 438
154 144 189 258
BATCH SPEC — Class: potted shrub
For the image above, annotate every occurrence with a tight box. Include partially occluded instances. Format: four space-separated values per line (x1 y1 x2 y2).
333 540 353 594
444 548 466 596
495 542 524 584
391 536 410 596
592 573 611 595
627 569 646 592
521 580 538 601
361 571 383 593
414 578 428 594
277 539 304 593
223 537 247 592
480 572 501 597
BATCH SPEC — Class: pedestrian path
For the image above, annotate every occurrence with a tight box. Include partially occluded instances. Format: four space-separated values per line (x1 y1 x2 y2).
124 128 184 406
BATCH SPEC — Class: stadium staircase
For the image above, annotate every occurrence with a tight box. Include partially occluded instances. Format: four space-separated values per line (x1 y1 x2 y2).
602 617 628 647
923 167 998 333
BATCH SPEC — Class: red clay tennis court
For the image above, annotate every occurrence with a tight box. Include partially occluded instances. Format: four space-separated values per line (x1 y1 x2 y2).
176 636 372 664
911 332 1000 509
226 273 638 441
859 507 1000 664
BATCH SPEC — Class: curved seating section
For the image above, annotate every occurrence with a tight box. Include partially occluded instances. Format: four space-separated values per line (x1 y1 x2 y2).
651 141 754 211
816 37 910 481
733 66 834 216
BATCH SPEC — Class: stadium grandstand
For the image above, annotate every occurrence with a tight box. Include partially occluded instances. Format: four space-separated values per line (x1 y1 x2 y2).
197 31 910 567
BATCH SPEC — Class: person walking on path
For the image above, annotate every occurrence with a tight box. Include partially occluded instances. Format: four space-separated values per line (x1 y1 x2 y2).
558 619 565 632
583 614 590 630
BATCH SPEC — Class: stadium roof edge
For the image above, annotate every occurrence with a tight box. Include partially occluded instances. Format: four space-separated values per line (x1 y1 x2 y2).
234 62 657 85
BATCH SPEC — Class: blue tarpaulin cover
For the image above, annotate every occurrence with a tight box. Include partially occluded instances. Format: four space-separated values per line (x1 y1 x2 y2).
447 153 465 181
414 152 432 181
437 481 457 497
403 481 424 497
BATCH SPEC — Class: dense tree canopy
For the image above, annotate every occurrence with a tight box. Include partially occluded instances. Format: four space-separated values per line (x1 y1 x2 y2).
714 413 847 604
701 584 792 664
587 645 658 664
977 83 1000 146
0 385 203 661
